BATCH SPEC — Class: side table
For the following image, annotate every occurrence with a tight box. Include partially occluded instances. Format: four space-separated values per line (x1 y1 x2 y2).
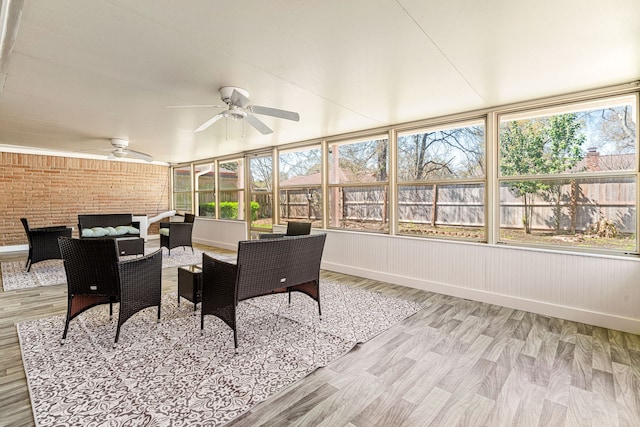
178 264 202 311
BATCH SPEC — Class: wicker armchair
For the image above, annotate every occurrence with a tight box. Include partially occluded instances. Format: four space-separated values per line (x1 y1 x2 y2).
160 213 195 254
58 237 162 345
20 218 72 271
259 221 312 239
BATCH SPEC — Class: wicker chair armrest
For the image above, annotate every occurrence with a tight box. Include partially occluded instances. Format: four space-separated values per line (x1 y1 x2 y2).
159 222 169 228
202 254 239 314
118 249 162 305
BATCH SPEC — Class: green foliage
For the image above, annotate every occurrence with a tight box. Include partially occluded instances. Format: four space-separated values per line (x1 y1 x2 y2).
198 201 260 220
500 113 586 233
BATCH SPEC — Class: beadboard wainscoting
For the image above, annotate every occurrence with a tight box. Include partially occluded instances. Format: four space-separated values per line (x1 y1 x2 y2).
192 218 248 251
318 230 640 335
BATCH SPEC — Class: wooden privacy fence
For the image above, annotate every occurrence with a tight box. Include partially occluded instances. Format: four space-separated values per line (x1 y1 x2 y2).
276 180 635 232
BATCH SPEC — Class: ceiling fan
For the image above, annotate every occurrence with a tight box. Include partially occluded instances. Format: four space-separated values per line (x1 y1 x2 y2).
169 86 300 135
107 138 153 162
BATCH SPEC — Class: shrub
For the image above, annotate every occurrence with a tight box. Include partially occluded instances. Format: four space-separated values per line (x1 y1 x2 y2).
198 201 260 220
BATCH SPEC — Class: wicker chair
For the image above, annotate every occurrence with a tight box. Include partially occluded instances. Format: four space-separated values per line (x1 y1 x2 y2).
159 213 195 254
259 221 312 239
58 237 163 345
20 218 72 271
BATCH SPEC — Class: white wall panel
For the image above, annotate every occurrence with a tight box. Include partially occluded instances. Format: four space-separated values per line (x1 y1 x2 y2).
192 219 247 251
321 230 640 334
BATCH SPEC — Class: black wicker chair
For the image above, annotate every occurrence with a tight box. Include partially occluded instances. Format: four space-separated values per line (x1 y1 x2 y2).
201 233 326 349
58 237 162 345
160 213 195 255
21 218 72 271
259 221 312 239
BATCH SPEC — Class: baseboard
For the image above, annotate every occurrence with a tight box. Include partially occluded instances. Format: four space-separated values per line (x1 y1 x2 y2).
192 237 237 252
321 260 640 335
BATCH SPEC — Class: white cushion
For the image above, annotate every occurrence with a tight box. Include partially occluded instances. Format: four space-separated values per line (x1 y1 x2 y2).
115 226 130 235
105 226 117 236
81 228 94 237
90 227 108 237
127 226 140 235
159 228 169 236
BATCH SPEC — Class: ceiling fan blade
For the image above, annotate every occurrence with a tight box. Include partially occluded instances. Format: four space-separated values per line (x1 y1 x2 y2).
127 149 154 162
195 113 224 132
230 89 250 108
245 114 273 135
249 105 300 121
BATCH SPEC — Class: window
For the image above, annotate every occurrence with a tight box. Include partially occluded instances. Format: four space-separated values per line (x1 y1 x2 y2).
218 158 245 220
249 155 273 230
278 146 322 227
172 165 192 212
498 95 637 252
328 137 389 232
397 120 486 240
195 163 215 217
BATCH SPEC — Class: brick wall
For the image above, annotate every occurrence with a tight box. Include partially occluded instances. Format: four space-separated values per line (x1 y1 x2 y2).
0 152 170 246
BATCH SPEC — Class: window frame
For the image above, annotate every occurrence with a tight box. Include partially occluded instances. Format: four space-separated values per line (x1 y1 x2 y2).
496 93 639 254
278 144 323 227
395 118 487 241
326 135 390 233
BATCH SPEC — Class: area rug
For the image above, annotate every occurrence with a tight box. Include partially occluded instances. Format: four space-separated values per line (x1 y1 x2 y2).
1 247 231 292
17 281 423 426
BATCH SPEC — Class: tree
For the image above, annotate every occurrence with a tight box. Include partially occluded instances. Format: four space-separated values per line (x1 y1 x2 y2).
500 113 585 233
397 125 485 181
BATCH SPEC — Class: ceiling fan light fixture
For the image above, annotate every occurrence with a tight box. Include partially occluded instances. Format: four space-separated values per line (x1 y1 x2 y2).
222 108 247 120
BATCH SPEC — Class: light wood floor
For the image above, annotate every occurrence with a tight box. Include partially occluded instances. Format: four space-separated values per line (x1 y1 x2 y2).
1 242 640 426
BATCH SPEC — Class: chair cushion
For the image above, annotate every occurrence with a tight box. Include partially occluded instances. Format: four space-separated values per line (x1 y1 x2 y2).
115 226 130 235
127 226 140 235
90 227 109 237
159 228 169 236
81 228 94 237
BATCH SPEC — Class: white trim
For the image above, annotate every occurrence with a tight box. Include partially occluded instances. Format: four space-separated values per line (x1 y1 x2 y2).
0 244 27 253
0 144 169 165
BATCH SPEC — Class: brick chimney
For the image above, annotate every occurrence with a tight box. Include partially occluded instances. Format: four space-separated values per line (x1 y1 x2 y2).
586 147 600 171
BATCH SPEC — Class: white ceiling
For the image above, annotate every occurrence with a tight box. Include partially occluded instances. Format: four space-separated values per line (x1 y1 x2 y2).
0 0 638 164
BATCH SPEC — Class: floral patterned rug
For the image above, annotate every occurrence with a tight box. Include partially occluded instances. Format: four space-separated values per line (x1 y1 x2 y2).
17 281 423 427
0 247 232 291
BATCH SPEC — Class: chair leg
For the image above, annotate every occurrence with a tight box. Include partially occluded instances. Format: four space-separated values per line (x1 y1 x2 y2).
61 297 73 344
316 281 322 319
157 305 161 323
114 323 122 347
25 259 32 272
